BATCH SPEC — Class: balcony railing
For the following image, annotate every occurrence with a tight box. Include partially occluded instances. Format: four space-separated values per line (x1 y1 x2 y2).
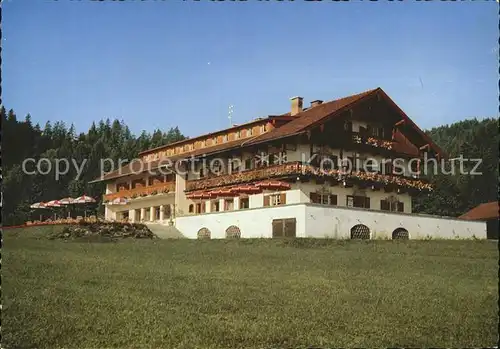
351 132 394 150
186 161 432 192
103 181 175 202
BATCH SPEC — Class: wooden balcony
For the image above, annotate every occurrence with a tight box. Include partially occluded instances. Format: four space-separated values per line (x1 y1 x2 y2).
103 181 175 202
186 161 432 193
351 132 394 150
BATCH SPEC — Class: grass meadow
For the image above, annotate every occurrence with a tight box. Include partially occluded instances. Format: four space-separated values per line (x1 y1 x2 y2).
2 225 498 348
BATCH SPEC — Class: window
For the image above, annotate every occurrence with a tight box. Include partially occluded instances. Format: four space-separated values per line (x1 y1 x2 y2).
346 156 355 172
223 134 228 142
365 159 378 173
189 204 194 213
202 139 207 147
196 203 202 214
225 199 234 211
357 156 366 172
380 199 404 212
236 130 241 139
310 192 337 205
229 158 241 173
260 125 265 134
274 151 287 165
264 193 286 207
212 201 220 212
410 160 420 177
383 161 393 175
320 155 338 170
213 137 217 145
344 121 353 132
374 127 384 138
269 153 275 166
347 195 370 209
244 158 253 170
212 160 223 175
240 197 249 209
256 152 268 167
248 128 253 136
117 182 130 191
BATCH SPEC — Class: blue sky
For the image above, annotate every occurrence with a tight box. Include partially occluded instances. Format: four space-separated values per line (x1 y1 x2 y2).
3 1 498 137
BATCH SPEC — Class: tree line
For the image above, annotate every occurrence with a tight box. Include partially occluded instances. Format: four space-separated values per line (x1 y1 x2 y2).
1 107 185 225
1 105 498 225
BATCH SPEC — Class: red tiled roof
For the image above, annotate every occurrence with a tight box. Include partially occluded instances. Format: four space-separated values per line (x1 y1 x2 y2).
90 87 442 183
459 202 499 220
247 88 443 158
139 116 275 156
90 137 253 183
246 88 378 146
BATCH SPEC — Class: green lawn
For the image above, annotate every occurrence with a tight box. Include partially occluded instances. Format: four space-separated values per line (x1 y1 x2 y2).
2 226 498 348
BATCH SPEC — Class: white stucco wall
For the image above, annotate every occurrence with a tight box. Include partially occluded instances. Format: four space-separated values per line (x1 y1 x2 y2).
290 182 412 213
176 204 306 239
303 205 486 239
105 193 175 221
287 144 311 162
174 203 487 240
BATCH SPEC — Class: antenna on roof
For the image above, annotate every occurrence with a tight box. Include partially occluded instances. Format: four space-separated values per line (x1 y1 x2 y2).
228 105 234 127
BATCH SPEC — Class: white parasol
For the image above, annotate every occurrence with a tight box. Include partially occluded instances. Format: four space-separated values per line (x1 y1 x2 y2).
30 201 49 221
59 197 76 218
74 195 97 204
74 195 97 218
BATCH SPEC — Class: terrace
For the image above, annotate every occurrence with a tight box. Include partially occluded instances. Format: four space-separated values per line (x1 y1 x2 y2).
186 161 432 193
103 181 175 202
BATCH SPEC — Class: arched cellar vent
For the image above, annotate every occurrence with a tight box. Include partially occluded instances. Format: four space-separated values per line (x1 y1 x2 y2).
225 225 241 239
197 227 211 240
392 228 409 240
350 224 371 240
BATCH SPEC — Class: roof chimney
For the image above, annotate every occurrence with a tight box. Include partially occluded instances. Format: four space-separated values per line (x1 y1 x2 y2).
290 96 303 116
310 100 323 108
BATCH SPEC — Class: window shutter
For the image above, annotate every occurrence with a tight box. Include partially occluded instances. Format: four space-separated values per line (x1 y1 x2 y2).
397 202 404 212
263 195 270 207
329 194 337 205
280 193 287 205
347 196 354 207
364 197 370 209
385 162 393 174
310 192 320 204
379 127 384 138
380 200 389 211
366 125 373 136
331 155 339 169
